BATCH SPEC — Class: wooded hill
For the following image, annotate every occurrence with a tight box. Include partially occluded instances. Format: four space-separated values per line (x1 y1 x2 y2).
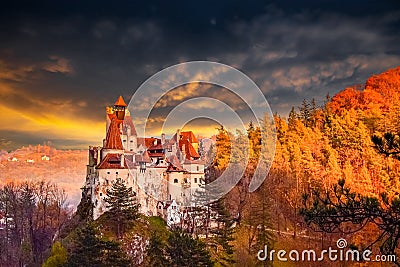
2 66 400 266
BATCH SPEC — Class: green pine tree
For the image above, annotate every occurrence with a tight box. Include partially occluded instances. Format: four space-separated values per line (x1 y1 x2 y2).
66 223 130 267
104 177 139 237
146 234 169 267
167 229 214 267
66 223 104 267
209 198 235 267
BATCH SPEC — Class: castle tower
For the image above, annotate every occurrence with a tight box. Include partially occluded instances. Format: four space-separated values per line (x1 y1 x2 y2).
114 95 127 121
83 95 205 220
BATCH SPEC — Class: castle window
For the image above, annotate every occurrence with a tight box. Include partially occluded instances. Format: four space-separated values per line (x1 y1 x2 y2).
130 140 133 143
194 178 197 183
123 140 126 142
174 179 178 183
130 149 133 151
107 171 110 174
116 172 118 174
197 166 199 171
100 193 102 196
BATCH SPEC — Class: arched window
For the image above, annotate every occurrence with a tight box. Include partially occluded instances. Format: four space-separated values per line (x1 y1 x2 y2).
174 179 178 183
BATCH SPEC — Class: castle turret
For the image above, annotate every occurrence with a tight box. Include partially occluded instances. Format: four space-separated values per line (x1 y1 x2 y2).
114 96 127 120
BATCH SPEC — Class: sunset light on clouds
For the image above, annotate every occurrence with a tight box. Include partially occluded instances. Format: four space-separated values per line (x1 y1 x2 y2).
0 1 399 150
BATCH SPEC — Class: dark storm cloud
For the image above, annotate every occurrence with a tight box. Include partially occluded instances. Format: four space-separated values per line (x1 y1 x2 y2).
0 0 399 149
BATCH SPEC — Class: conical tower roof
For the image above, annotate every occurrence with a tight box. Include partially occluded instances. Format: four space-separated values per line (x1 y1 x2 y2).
114 95 127 107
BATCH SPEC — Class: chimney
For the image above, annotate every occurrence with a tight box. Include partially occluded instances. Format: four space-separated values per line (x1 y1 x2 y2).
161 133 166 145
121 154 125 168
97 147 101 164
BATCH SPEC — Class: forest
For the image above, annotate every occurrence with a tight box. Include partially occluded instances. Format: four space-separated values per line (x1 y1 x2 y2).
0 66 400 266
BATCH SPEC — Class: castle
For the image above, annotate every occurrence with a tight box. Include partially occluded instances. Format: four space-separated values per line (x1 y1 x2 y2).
82 96 206 224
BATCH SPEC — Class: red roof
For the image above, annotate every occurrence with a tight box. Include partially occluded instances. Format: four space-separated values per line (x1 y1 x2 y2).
180 131 198 143
114 95 127 107
179 139 200 159
104 118 123 150
166 155 185 172
137 137 160 148
97 153 128 169
148 142 163 150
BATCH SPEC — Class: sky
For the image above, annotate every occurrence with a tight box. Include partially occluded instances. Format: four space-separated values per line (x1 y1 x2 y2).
0 0 399 150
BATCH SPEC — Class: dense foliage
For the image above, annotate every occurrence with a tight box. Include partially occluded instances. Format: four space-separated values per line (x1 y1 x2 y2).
36 65 400 267
0 181 69 266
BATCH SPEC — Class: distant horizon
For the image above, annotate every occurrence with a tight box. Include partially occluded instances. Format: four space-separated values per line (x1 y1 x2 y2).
1 1 399 152
0 129 220 152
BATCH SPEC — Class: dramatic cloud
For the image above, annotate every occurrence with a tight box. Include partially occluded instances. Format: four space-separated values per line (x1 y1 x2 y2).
0 1 399 149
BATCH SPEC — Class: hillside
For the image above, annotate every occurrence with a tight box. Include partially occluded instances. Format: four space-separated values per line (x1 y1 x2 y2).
0 145 86 206
329 66 400 114
2 66 400 267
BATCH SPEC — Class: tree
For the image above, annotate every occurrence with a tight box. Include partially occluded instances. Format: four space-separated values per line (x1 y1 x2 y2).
288 106 298 128
251 186 274 267
104 178 139 238
372 132 400 160
143 216 170 266
0 181 69 267
237 182 274 267
247 122 262 163
166 229 213 267
212 126 231 172
209 198 235 267
146 234 169 267
42 241 67 267
66 223 130 267
66 223 104 267
300 179 400 266
299 99 312 127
